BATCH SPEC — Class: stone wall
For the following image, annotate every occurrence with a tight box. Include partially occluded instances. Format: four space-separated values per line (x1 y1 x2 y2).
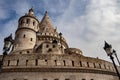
0 53 119 80
1 53 116 72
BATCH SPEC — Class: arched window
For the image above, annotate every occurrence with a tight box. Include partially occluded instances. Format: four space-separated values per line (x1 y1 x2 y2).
26 19 30 24
33 21 35 26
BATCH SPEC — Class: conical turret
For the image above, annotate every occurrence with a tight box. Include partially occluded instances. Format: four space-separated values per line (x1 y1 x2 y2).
35 11 68 54
39 11 55 33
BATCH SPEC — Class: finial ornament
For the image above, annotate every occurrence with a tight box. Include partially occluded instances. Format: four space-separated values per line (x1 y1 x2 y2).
29 7 34 12
45 11 48 14
28 7 34 15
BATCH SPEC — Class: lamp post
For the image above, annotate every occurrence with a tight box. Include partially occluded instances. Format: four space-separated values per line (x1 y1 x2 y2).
103 41 120 80
113 50 120 66
0 34 13 73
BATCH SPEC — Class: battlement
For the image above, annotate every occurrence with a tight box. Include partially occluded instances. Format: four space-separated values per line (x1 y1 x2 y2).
0 54 118 74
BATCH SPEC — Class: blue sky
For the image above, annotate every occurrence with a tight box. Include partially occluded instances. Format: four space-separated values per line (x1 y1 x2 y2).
0 0 120 64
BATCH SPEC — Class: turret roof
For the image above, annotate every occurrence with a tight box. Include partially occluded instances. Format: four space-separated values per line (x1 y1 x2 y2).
39 11 55 33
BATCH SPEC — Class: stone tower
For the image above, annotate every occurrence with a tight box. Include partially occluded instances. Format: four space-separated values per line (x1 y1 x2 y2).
12 8 39 52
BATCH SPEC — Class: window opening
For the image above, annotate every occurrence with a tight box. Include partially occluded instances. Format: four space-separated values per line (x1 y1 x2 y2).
72 61 74 66
80 61 82 67
54 60 57 66
23 34 26 38
26 19 30 24
36 59 38 66
53 45 56 48
87 62 89 67
8 60 10 66
33 21 35 26
17 60 19 66
63 60 66 66
27 51 30 53
46 45 49 48
31 38 33 41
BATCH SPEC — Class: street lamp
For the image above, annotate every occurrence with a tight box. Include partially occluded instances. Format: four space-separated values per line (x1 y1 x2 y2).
103 41 120 80
0 34 13 73
113 50 120 66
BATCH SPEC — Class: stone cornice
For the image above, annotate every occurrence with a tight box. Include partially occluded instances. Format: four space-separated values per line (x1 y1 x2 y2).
2 67 117 76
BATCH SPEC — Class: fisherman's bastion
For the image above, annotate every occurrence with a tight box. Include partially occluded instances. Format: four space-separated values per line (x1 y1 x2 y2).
0 8 120 80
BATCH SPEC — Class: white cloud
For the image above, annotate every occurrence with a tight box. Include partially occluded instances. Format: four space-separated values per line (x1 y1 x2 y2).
55 0 120 63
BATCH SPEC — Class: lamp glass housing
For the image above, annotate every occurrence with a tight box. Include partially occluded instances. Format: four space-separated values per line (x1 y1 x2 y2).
105 47 113 56
3 40 12 51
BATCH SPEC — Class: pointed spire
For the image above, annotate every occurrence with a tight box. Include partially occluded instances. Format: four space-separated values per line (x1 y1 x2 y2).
42 11 49 21
39 11 55 33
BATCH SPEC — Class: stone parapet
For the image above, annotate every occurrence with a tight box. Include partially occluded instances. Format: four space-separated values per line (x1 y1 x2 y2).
0 53 116 75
